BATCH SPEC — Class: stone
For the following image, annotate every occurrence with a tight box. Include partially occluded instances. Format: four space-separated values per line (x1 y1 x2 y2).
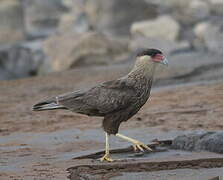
22 0 69 39
193 22 223 54
58 0 91 34
0 41 45 80
85 0 158 36
147 0 209 26
172 0 210 25
187 0 210 21
130 15 180 41
145 0 191 7
172 131 214 151
172 131 223 154
0 0 25 45
42 32 128 72
58 12 91 34
197 132 223 153
208 0 223 15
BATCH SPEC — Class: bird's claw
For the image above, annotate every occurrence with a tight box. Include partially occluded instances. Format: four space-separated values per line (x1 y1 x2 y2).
100 154 114 162
132 141 153 152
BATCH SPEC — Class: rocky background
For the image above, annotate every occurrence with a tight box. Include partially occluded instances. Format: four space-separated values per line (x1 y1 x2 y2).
0 0 223 80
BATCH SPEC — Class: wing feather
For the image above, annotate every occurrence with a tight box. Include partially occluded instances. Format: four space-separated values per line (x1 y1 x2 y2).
58 79 138 116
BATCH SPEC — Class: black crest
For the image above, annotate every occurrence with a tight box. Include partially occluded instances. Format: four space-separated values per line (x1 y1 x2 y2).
136 48 162 57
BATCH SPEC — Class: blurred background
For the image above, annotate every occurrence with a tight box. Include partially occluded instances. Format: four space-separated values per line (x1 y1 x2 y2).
0 0 223 82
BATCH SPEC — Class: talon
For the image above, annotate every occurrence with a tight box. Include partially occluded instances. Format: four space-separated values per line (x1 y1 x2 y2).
137 144 144 152
133 145 137 152
132 141 153 152
116 134 153 153
133 144 143 152
100 154 114 162
142 144 153 151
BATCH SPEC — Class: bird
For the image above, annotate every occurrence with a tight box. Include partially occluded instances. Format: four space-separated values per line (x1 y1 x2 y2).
33 48 168 162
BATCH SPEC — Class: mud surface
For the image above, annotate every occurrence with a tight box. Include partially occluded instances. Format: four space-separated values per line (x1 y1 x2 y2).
68 153 223 180
111 168 223 180
68 145 223 180
1 59 223 179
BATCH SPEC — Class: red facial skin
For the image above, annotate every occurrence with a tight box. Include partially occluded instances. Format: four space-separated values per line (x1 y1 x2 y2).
152 54 165 63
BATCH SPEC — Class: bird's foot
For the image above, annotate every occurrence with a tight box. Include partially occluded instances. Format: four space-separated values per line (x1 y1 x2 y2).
132 141 153 152
100 153 114 162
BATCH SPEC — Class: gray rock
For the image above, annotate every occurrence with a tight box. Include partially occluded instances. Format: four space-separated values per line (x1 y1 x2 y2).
130 15 180 41
0 0 25 45
172 131 214 151
0 41 45 80
146 0 210 25
193 22 223 54
173 0 210 25
146 0 191 8
208 0 223 15
58 12 91 34
172 131 223 153
197 132 223 153
58 0 92 34
85 0 158 36
22 0 69 39
42 31 128 72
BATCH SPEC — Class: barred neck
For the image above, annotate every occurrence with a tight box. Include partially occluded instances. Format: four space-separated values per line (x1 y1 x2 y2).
127 56 157 80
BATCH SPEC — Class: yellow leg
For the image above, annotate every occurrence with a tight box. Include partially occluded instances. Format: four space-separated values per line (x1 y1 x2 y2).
116 133 153 152
100 132 114 162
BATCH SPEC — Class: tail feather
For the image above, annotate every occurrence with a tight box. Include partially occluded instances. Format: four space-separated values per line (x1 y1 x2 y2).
33 98 67 111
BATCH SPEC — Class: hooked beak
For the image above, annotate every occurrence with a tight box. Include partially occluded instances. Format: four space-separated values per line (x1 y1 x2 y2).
161 57 168 66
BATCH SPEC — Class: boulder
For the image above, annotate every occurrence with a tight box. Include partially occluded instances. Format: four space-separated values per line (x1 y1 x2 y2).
85 0 158 36
0 0 25 45
58 0 92 34
172 0 210 25
208 0 223 15
187 0 210 21
42 32 128 72
0 41 45 80
58 12 91 34
146 0 210 25
172 131 223 154
22 0 69 39
130 15 180 41
193 22 223 54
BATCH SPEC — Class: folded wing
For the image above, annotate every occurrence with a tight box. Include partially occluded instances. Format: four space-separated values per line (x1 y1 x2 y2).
58 79 138 116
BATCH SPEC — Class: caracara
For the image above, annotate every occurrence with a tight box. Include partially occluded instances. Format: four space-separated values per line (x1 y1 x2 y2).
33 48 168 162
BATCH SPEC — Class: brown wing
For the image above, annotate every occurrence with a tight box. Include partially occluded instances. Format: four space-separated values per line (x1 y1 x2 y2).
58 79 138 116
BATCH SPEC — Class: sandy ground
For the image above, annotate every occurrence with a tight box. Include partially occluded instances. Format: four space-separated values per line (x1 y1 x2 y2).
0 63 223 179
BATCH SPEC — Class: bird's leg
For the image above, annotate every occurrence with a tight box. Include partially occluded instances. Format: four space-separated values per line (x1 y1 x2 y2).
100 132 114 162
116 133 153 152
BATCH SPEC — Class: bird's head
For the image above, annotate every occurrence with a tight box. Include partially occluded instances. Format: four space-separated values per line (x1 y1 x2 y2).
136 48 168 66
